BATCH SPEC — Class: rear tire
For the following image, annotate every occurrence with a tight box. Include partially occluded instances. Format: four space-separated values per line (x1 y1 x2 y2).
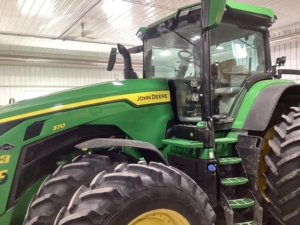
264 107 300 225
23 153 128 225
54 162 216 225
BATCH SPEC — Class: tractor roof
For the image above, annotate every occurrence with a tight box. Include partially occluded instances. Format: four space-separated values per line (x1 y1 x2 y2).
137 1 275 36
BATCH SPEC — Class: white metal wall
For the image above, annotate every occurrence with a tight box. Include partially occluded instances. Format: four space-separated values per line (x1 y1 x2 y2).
271 41 300 82
0 64 142 106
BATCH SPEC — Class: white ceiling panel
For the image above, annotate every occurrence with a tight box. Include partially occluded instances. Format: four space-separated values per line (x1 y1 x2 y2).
0 0 299 54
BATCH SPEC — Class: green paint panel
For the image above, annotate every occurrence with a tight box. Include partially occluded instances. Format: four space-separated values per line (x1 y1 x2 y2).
207 0 226 30
139 0 276 36
233 80 294 129
0 78 174 220
228 198 255 209
219 157 242 165
221 177 248 186
0 79 170 121
162 138 204 148
227 1 275 19
234 221 260 225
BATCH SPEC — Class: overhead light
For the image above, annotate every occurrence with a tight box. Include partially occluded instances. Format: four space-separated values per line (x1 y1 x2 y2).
176 4 201 18
159 50 170 56
216 45 224 50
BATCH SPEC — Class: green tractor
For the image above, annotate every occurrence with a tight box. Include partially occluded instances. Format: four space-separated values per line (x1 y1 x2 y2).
1 0 300 224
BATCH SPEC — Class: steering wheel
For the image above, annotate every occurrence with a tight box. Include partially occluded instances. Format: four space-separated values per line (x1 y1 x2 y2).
178 49 193 63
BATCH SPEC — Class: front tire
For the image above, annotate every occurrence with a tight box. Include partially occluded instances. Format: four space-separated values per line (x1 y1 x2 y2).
54 162 216 225
264 107 300 225
23 153 128 225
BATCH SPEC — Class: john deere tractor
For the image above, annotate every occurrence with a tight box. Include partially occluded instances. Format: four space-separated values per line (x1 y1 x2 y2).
1 0 300 225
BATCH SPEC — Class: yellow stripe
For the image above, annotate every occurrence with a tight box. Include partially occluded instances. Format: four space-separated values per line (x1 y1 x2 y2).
0 91 170 124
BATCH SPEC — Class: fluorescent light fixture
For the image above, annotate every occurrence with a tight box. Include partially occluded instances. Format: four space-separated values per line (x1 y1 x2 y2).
216 45 224 50
159 50 170 56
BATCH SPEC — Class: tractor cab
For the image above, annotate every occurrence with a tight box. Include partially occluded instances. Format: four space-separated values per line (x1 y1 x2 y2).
139 1 272 129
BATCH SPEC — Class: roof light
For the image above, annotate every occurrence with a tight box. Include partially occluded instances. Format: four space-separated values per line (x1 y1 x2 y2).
190 5 201 11
179 8 190 17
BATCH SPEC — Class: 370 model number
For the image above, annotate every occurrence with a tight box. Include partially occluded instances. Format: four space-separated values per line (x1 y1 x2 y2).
52 123 66 131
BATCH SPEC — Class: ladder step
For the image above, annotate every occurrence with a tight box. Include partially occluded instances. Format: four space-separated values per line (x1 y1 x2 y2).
215 137 238 144
162 138 203 148
221 177 248 186
234 221 260 225
228 198 255 209
219 157 242 165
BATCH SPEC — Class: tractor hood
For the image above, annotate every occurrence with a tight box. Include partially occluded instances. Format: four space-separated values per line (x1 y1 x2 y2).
0 79 170 126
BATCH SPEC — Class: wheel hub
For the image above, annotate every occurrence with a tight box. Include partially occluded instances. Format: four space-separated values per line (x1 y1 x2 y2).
129 209 190 225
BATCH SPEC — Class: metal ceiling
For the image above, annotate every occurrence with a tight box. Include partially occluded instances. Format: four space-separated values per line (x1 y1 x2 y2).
0 0 299 54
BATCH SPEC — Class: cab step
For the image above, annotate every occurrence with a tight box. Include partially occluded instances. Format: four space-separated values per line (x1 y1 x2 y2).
162 138 203 148
219 157 242 165
228 198 255 209
215 137 238 144
221 177 248 186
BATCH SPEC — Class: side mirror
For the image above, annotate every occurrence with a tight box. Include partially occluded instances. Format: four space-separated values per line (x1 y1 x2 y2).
107 47 117 71
203 0 226 30
276 56 286 67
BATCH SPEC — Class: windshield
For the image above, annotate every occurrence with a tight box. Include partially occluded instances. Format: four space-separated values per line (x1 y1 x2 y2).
144 21 201 79
210 21 266 117
143 20 203 122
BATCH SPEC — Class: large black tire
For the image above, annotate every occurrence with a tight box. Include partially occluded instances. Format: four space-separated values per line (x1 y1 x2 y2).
54 162 216 225
23 153 129 225
264 106 300 225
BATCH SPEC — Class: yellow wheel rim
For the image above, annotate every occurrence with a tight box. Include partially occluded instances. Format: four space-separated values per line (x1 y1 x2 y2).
258 126 276 202
128 209 190 225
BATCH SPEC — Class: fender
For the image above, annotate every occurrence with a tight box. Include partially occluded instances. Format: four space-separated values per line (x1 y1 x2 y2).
76 138 169 165
243 84 300 131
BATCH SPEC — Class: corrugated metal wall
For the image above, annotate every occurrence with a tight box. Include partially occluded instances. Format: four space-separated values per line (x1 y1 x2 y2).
0 63 130 105
271 41 300 82
0 46 143 106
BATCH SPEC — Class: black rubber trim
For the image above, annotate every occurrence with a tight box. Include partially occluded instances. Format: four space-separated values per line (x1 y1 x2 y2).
278 69 300 75
24 121 45 141
0 120 25 136
76 138 169 166
7 125 125 210
246 73 273 90
243 84 296 131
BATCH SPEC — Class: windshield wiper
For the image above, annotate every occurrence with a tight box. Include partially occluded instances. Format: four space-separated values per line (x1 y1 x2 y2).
162 26 196 47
